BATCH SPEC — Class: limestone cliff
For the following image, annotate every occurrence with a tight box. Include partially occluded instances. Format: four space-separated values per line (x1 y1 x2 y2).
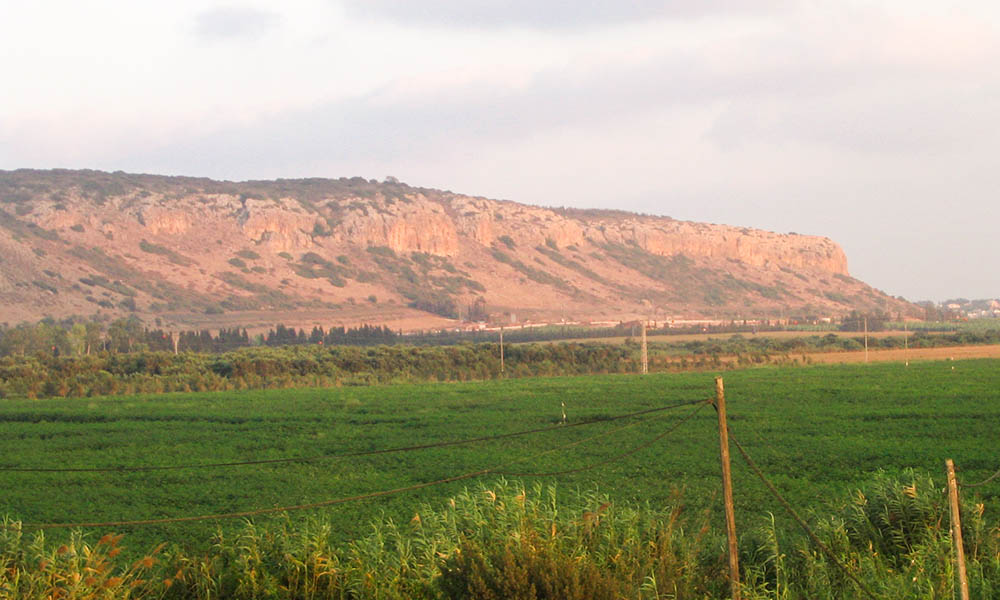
0 169 909 329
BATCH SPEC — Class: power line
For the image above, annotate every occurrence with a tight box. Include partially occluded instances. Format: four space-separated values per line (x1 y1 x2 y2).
16 401 705 530
0 399 705 473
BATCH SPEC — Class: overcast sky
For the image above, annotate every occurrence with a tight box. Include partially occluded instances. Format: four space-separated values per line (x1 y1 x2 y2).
2 1 998 301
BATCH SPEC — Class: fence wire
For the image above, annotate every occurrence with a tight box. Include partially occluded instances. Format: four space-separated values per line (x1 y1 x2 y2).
14 400 707 530
0 398 705 473
725 422 881 600
497 401 705 477
959 466 1000 489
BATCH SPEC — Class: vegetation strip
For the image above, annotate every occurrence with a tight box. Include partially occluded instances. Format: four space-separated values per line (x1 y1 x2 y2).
16 403 702 530
8 321 1000 401
0 398 704 473
4 472 995 599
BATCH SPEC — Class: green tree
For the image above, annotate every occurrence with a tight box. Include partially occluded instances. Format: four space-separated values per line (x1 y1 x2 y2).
107 317 145 353
68 323 87 356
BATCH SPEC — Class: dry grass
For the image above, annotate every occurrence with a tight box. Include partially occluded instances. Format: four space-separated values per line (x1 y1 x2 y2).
807 343 1000 364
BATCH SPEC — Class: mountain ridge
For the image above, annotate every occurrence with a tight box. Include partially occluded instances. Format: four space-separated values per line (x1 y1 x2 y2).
0 169 910 330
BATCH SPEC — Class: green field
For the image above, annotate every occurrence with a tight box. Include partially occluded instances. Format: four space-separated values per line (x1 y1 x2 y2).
3 358 999 558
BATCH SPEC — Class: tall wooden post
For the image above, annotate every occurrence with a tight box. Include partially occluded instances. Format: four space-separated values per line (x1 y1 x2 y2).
641 321 648 374
715 377 741 600
863 317 869 363
499 327 504 375
903 319 908 367
946 459 970 600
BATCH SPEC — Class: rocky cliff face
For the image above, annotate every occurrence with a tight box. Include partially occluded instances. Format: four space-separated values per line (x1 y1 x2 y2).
0 170 907 329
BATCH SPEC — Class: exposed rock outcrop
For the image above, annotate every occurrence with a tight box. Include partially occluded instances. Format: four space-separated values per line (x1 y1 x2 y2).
0 169 909 327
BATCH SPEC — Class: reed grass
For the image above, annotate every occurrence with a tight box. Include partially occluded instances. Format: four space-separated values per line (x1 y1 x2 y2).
3 471 998 599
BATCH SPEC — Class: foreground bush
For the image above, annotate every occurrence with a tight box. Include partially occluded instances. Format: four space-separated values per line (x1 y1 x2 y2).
2 473 998 599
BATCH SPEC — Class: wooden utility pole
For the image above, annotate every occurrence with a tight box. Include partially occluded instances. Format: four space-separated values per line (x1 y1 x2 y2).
904 319 909 367
715 377 741 600
863 317 869 363
499 327 505 375
641 321 648 374
946 459 970 600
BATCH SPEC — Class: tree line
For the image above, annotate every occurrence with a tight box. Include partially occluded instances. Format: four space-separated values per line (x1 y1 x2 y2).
0 318 400 357
0 316 798 358
4 326 1000 399
0 342 634 399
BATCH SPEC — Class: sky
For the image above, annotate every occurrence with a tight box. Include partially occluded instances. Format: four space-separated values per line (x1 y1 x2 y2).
2 1 998 302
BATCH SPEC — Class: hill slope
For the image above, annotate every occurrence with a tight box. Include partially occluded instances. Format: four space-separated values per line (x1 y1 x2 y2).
0 169 909 329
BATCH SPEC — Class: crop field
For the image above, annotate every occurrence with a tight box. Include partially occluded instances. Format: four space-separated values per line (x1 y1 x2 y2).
2 358 1000 557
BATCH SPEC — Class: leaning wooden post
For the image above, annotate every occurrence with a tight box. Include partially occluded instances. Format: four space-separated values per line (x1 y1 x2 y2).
715 376 741 600
946 459 970 600
499 327 504 375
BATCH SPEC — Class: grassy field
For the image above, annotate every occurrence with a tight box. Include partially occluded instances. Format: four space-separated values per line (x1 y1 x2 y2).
2 358 999 557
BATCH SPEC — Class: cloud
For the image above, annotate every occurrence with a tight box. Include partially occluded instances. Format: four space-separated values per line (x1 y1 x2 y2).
120 52 723 177
194 6 281 41
131 19 1000 176
336 0 791 30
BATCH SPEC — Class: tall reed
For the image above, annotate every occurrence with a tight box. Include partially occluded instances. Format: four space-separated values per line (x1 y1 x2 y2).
2 472 998 599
